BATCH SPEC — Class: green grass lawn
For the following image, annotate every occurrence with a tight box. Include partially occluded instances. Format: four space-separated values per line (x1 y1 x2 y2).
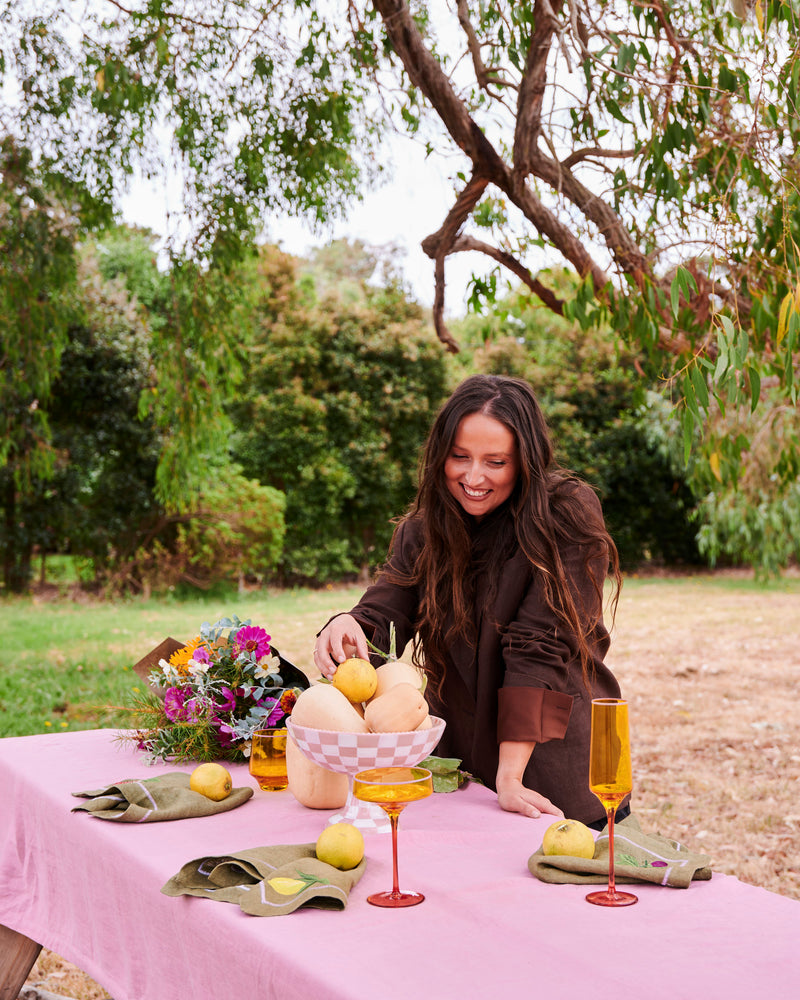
0 586 365 738
2 572 797 739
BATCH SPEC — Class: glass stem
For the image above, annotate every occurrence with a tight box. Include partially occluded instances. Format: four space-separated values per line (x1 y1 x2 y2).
606 806 617 897
389 811 401 895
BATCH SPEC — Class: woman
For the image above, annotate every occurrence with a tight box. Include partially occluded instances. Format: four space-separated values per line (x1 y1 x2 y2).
314 374 624 827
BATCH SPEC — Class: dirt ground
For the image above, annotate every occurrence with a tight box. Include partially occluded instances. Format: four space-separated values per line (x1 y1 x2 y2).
20 573 800 998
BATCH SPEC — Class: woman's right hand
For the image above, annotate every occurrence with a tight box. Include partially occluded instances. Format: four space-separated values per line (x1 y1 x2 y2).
313 614 371 679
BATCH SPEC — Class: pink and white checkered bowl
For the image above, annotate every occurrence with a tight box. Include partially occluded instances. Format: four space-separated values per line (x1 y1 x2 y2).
286 716 446 833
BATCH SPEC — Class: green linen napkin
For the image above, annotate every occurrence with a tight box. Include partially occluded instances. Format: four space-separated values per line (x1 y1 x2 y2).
528 814 712 889
71 772 253 822
161 844 366 916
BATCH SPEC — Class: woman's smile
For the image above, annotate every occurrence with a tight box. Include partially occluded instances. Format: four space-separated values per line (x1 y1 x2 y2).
445 412 519 519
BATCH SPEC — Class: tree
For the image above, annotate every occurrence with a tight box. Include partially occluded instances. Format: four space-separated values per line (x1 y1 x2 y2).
453 276 701 568
0 230 165 592
0 139 86 590
229 243 452 583
3 1 799 549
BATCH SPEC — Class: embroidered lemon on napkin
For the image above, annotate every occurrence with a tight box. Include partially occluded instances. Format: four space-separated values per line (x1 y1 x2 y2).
162 843 366 915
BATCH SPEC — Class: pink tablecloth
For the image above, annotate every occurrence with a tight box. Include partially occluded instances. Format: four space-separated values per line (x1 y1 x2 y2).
1 729 798 1000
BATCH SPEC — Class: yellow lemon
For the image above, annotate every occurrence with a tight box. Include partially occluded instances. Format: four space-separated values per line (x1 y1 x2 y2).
541 819 595 859
331 657 378 704
315 822 365 871
189 762 232 801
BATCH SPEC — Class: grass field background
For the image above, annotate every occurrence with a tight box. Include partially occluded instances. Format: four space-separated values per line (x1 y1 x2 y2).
0 586 365 738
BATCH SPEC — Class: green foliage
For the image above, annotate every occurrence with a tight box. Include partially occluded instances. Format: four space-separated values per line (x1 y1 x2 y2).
5 0 800 553
0 237 162 593
230 243 452 583
171 472 286 589
0 139 80 489
89 466 285 597
454 279 701 568
695 484 800 578
1 0 377 259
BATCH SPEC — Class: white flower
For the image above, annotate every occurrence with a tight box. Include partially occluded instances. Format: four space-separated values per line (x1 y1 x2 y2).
187 657 211 677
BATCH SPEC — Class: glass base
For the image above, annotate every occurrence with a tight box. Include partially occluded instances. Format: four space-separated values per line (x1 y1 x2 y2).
367 890 425 908
586 888 638 907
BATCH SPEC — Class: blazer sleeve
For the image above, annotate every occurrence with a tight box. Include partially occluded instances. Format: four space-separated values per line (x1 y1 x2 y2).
343 519 422 664
497 492 611 744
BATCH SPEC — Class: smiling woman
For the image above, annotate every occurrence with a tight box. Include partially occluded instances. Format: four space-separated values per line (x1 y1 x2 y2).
314 373 625 828
444 411 520 519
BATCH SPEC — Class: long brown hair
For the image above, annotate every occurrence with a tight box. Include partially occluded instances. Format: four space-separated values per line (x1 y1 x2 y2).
384 374 621 692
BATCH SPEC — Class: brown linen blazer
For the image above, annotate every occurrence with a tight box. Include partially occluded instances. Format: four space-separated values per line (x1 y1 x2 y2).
348 490 622 825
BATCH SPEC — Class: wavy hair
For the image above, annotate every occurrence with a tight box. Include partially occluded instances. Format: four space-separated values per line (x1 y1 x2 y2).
384 374 621 693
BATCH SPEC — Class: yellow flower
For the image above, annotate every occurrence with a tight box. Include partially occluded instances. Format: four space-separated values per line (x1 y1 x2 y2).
168 637 203 678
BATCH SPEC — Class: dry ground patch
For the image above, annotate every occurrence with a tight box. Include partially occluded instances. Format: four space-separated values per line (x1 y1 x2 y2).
22 574 800 998
608 574 800 901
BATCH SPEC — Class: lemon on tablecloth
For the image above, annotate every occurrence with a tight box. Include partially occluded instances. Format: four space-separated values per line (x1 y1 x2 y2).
315 822 365 870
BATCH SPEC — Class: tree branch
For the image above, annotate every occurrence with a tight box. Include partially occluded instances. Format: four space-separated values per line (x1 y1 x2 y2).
513 0 561 176
455 0 517 94
372 0 504 170
528 150 649 281
561 146 638 169
421 171 490 352
449 234 565 315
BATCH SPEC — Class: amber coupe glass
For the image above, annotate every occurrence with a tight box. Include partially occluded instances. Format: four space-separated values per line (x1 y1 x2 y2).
353 766 433 907
586 698 638 907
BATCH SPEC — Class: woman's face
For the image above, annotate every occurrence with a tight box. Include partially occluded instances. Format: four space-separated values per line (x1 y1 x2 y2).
444 412 519 520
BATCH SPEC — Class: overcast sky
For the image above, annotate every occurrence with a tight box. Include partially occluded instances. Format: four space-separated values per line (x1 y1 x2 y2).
119 128 504 317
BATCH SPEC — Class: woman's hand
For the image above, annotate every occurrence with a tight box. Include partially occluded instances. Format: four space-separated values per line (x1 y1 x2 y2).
495 740 564 819
495 776 564 820
313 614 371 680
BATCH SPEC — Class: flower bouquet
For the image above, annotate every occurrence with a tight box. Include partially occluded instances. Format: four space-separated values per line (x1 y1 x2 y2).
126 615 309 764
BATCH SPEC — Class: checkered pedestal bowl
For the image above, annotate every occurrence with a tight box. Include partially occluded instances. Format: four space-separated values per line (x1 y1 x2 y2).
286 716 446 833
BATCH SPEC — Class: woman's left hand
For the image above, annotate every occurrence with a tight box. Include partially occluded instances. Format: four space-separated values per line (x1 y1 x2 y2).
496 777 564 820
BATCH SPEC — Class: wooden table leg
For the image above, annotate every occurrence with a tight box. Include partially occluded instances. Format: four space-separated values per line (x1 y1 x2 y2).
0 923 42 1000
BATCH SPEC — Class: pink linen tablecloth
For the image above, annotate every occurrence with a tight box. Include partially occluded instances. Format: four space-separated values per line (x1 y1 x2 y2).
1 729 799 1000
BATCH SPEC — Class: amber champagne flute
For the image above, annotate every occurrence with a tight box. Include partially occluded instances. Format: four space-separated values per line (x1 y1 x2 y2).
353 766 433 907
586 698 638 907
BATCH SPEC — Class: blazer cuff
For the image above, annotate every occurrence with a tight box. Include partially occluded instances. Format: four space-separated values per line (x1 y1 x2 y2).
497 687 574 744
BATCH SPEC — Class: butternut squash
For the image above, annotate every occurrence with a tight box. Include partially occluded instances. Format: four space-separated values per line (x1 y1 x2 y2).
290 683 369 733
364 682 429 733
286 736 348 809
369 660 426 701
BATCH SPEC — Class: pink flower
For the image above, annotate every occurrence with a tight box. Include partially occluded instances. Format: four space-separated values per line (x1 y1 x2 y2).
256 696 284 727
212 719 237 749
163 687 191 722
234 625 271 659
215 686 237 713
183 697 209 721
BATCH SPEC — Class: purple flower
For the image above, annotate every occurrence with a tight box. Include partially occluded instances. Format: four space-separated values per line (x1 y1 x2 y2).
191 646 211 665
187 697 210 720
215 686 237 713
255 696 284 727
163 686 191 722
212 720 237 749
651 861 668 868
234 625 271 659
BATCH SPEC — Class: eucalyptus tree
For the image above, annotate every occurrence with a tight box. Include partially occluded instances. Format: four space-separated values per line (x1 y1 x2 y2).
3 1 799 560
